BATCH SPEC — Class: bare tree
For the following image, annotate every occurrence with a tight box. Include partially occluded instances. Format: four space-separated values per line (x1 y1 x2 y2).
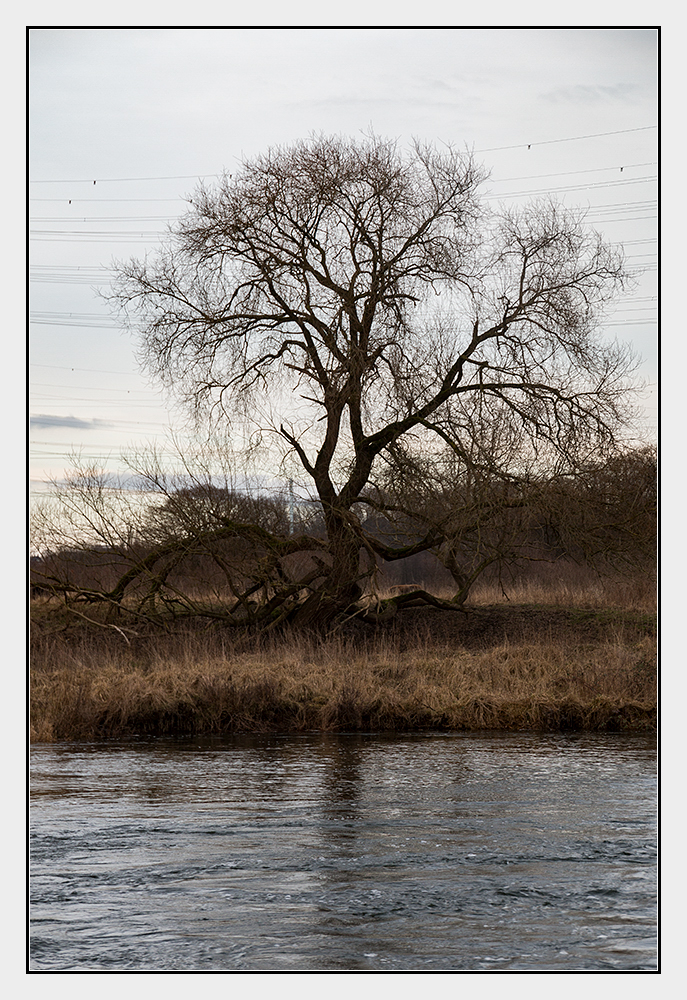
531 444 657 572
363 397 548 603
367 420 656 605
79 132 637 629
30 445 327 627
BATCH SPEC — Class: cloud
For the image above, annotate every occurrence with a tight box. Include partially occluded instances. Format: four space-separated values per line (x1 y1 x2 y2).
542 84 638 105
30 414 112 430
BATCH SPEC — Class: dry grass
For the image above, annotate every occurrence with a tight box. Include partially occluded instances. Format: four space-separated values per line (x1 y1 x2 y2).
374 562 657 613
30 563 656 741
30 616 656 742
467 567 656 612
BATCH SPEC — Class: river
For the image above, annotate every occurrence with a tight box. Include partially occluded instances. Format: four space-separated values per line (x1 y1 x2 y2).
30 731 657 972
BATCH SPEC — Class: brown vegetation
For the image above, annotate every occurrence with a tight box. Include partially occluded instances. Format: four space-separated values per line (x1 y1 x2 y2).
30 564 656 742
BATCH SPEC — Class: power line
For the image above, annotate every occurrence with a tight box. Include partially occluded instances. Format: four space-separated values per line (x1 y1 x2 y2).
476 124 657 153
29 127 659 186
30 449 182 459
30 228 166 235
488 161 657 183
28 162 659 214
30 236 165 244
587 216 657 224
31 397 168 406
29 172 220 184
30 318 121 328
32 176 655 204
30 198 186 203
485 175 657 200
30 363 141 376
30 178 659 227
604 319 658 326
31 381 162 394
30 311 114 319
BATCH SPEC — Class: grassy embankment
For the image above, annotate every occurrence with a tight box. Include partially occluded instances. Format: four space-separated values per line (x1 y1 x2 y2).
30 569 656 742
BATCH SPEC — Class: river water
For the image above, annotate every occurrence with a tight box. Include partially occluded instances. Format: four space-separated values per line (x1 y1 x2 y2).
30 732 657 972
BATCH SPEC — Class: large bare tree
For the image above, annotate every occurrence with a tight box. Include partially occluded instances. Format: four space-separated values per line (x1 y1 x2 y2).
67 133 637 630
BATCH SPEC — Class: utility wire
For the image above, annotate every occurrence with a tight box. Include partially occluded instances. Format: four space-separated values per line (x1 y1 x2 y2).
30 178 659 225
488 162 657 183
28 126 658 184
31 381 162 393
30 363 141 375
476 125 657 153
29 172 220 184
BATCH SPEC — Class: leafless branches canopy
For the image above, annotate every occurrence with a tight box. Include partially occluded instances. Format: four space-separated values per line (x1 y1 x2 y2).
37 134 644 630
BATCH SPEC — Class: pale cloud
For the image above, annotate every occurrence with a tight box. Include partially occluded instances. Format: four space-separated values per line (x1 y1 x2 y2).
30 414 112 431
542 83 639 105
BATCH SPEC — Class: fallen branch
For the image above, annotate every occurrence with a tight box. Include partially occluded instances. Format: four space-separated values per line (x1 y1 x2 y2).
65 606 142 644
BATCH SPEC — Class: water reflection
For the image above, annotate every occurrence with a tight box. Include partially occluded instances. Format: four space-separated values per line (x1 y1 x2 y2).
30 732 656 972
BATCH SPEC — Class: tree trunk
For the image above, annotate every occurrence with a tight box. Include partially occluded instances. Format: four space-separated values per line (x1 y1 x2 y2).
290 507 364 631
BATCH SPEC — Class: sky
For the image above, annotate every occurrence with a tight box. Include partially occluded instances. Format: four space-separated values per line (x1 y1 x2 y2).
28 26 659 494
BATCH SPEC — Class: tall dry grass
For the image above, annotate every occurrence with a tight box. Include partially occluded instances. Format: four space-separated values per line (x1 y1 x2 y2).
30 622 656 742
30 562 656 741
467 564 656 611
374 560 657 612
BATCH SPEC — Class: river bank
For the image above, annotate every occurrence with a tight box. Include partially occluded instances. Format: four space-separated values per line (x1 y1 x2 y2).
30 602 656 741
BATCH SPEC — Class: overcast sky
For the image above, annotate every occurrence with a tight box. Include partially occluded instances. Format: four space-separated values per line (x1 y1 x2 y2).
29 27 658 490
